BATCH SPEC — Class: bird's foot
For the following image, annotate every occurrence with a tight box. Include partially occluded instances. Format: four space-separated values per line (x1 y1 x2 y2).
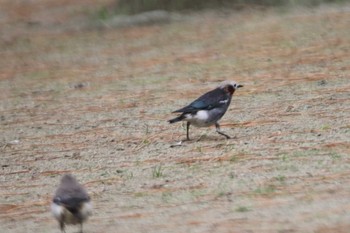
217 131 231 139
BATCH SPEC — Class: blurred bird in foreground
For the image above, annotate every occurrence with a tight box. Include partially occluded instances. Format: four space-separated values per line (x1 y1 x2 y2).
169 81 243 140
51 174 92 233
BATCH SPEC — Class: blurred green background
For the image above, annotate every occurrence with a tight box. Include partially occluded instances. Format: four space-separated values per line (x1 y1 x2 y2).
113 0 345 14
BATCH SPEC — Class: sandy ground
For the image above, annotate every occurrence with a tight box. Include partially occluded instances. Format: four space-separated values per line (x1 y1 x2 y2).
1 1 350 232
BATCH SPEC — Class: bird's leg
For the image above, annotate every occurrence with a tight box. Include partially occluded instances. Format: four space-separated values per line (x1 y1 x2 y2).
215 123 230 139
80 222 83 233
186 122 191 141
59 220 65 233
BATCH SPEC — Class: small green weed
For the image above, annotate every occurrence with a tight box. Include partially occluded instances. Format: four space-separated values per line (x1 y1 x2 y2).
330 152 342 160
162 191 173 202
235 206 250 212
97 7 110 21
152 165 164 178
254 185 276 196
229 155 237 162
275 175 286 183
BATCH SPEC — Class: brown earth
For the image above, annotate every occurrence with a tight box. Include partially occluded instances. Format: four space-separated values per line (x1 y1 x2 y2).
1 1 350 233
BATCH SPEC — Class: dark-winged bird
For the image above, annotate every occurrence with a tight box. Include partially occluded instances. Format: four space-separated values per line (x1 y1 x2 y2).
169 81 243 140
51 174 92 233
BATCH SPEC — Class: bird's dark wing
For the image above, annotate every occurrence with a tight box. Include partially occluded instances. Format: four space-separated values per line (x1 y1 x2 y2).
173 88 229 113
53 196 90 214
53 185 90 207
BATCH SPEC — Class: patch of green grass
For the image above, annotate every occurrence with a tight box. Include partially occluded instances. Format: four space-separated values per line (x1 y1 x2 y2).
152 165 164 178
97 6 111 21
275 175 286 183
162 191 173 202
121 170 134 179
217 191 227 197
286 164 299 172
229 155 237 162
141 138 151 145
144 124 150 135
134 192 148 197
100 171 109 177
113 0 348 15
195 146 202 153
292 149 321 157
292 151 308 157
188 163 200 172
190 189 206 199
132 75 172 87
330 152 342 160
27 70 51 80
320 124 331 130
278 153 289 161
224 144 235 153
134 159 142 166
229 172 235 179
235 206 251 212
254 185 276 196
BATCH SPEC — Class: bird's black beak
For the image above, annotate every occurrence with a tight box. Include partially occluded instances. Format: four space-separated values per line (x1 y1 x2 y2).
237 84 243 88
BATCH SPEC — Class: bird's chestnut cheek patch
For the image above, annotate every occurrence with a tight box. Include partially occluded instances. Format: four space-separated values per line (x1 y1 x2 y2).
225 85 235 95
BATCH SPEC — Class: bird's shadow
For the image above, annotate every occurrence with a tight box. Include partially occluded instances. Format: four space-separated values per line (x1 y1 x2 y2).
170 134 236 147
194 134 236 142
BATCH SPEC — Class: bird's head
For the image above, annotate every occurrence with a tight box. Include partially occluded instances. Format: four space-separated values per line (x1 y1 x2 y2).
60 174 77 184
219 81 243 95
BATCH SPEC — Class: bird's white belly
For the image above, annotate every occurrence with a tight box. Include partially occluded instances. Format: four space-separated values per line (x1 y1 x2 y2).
51 202 92 224
80 202 93 220
185 110 213 127
51 203 64 221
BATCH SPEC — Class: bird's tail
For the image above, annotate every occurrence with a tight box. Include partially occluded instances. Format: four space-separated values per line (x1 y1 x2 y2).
168 115 185 124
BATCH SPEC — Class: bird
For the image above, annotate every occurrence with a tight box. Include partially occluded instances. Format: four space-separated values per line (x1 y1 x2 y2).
51 174 92 233
168 81 243 140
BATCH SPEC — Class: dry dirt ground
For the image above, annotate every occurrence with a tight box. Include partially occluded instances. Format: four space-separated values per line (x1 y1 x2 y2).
1 1 350 233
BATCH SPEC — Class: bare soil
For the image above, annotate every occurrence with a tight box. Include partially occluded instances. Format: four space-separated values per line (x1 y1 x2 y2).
1 1 350 232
